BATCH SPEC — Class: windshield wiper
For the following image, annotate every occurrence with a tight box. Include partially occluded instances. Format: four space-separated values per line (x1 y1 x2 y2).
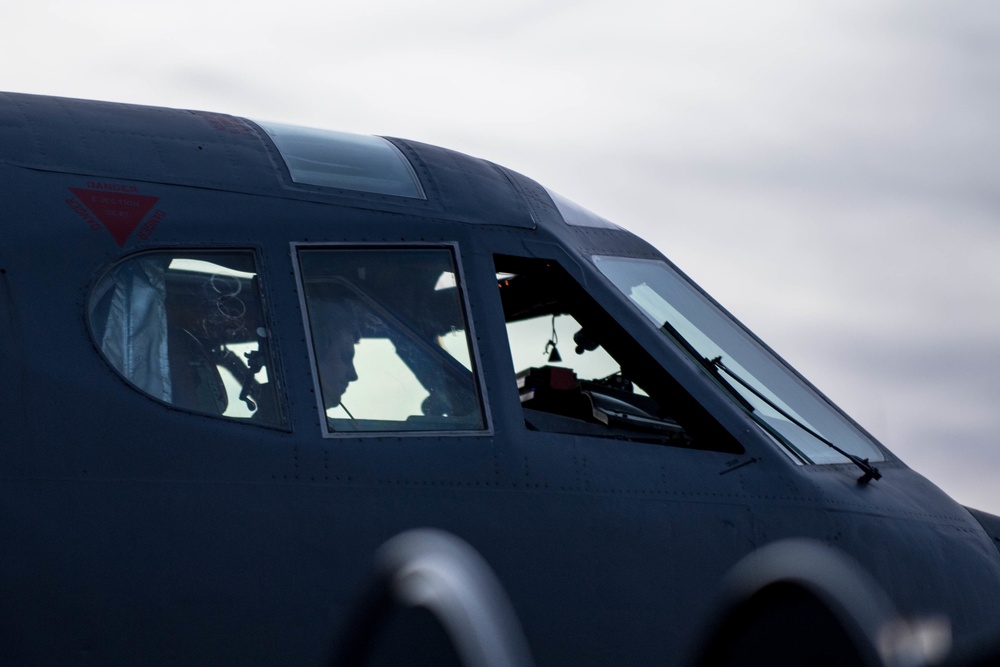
659 321 756 412
659 321 881 484
709 356 881 484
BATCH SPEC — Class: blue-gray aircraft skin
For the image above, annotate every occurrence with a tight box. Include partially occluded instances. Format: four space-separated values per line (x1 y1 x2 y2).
1 92 998 666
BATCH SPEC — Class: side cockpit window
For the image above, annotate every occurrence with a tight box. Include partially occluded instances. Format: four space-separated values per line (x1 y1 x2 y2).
496 254 740 453
296 245 486 434
89 251 283 426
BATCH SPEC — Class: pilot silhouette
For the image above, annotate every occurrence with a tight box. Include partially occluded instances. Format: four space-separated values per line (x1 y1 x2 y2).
311 296 362 412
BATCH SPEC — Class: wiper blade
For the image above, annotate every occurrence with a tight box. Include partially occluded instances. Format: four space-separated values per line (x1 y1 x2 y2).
659 320 880 484
709 356 881 484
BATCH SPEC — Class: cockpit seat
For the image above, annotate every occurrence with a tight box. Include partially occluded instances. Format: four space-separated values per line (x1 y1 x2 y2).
168 327 228 415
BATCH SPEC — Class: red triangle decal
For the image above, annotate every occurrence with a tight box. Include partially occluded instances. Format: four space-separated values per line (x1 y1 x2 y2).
69 188 160 246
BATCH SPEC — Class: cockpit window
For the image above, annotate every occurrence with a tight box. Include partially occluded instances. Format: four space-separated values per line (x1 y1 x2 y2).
88 251 283 426
256 122 425 199
545 188 620 230
495 255 741 452
592 255 884 465
296 245 486 435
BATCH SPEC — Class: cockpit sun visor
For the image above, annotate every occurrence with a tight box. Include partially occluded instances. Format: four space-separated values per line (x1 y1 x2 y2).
256 121 426 199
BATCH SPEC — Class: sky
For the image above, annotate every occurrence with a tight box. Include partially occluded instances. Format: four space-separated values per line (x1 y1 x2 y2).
3 1 999 511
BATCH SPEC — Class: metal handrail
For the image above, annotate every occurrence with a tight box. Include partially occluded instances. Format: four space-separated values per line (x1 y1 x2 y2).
330 529 535 667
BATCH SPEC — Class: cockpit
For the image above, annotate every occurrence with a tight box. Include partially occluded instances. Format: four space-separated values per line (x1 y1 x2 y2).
87 232 886 469
81 115 885 470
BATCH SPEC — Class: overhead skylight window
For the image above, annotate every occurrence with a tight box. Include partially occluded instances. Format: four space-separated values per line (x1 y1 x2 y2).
545 188 620 229
256 121 425 199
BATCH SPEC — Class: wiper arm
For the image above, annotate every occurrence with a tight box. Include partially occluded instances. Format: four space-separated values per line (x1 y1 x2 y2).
659 321 755 412
709 356 881 484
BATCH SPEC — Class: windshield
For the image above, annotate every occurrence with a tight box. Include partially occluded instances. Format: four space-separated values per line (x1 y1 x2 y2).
593 255 884 465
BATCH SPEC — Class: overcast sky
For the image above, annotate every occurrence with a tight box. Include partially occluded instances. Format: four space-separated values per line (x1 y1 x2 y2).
4 0 999 511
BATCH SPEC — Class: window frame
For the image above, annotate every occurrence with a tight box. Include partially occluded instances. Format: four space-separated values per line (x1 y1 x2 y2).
87 247 288 429
291 241 493 439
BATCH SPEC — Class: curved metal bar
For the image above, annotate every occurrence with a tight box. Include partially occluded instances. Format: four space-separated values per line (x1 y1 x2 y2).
685 539 951 667
330 529 534 667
